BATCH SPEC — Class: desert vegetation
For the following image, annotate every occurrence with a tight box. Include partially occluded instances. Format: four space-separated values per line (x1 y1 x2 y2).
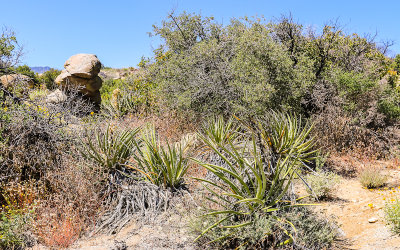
1 12 400 249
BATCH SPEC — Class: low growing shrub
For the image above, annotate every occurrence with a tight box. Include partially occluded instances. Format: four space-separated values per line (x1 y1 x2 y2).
385 198 400 234
306 170 341 200
0 208 33 249
359 166 388 189
192 203 339 249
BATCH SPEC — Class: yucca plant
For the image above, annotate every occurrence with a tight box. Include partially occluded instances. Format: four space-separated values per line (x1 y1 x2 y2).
130 126 193 189
79 125 140 171
193 111 317 247
101 89 140 118
202 116 241 148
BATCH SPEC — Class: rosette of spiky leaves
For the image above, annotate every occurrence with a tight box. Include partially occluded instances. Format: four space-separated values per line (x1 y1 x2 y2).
202 116 241 148
193 111 316 247
79 125 140 172
130 126 191 189
254 111 317 170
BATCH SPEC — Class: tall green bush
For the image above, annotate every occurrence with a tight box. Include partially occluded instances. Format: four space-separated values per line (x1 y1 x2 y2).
149 12 397 124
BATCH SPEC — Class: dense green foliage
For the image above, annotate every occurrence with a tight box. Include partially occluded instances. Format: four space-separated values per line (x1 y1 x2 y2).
100 76 156 117
38 68 61 90
148 13 398 125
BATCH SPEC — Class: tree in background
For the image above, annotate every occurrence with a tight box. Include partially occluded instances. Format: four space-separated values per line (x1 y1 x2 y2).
0 28 23 76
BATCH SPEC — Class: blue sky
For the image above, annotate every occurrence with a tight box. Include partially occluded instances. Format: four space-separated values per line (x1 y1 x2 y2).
1 0 399 69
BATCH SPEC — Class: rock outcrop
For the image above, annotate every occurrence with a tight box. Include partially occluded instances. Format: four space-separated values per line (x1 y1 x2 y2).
0 74 35 89
55 54 102 105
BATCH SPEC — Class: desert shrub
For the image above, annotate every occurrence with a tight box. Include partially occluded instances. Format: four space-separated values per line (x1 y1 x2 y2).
193 111 317 248
0 208 33 249
149 12 400 158
0 102 69 181
385 198 400 233
150 13 313 119
192 206 339 249
33 158 103 248
359 166 388 188
0 28 22 75
38 68 61 90
150 13 393 121
0 85 96 183
0 181 37 249
306 169 341 200
28 89 48 101
131 125 195 189
13 65 38 84
100 75 156 117
310 104 397 158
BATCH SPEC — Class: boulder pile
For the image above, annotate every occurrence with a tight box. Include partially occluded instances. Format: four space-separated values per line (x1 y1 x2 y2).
55 54 102 105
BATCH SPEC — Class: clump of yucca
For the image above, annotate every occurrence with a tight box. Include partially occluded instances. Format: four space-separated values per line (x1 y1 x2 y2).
193 111 318 248
130 125 195 189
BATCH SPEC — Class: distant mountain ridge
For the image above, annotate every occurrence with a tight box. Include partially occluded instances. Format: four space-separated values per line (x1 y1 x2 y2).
30 66 51 74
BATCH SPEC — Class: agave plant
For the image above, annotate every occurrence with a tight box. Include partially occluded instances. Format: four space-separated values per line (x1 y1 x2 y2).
129 126 193 189
79 125 140 171
193 111 317 246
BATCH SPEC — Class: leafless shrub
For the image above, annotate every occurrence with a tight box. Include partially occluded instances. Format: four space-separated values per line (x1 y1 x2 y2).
0 84 95 182
33 155 105 248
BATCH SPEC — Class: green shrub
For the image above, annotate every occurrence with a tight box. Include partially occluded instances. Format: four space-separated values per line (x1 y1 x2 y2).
38 68 61 90
131 126 194 189
149 12 393 123
192 206 338 249
385 198 400 233
0 208 33 249
13 65 38 84
359 167 388 189
306 170 341 200
100 76 156 117
193 111 317 248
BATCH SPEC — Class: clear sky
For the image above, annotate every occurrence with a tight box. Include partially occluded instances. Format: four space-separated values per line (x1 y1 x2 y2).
1 0 399 69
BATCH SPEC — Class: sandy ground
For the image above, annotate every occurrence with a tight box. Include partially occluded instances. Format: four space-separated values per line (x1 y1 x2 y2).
314 169 400 250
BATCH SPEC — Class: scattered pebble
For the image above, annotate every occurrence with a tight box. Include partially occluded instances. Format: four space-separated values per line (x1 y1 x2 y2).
368 217 378 223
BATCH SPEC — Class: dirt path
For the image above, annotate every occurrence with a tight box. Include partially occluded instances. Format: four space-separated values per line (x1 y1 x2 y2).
315 170 400 249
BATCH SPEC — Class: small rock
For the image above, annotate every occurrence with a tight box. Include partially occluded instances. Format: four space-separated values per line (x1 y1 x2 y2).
45 89 67 103
368 217 378 223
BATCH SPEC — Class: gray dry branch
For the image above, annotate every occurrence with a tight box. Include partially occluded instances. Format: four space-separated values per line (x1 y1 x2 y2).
92 181 173 235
